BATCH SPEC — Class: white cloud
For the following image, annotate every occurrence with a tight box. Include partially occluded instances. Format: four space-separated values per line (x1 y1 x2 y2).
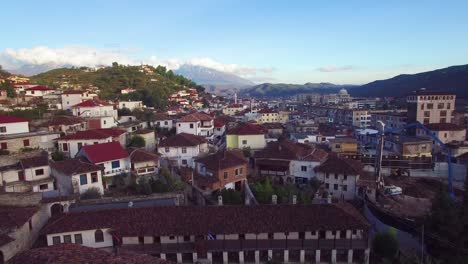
316 65 355 72
0 45 273 78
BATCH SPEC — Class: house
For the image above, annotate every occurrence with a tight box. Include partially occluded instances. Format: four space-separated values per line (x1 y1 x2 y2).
176 112 214 141
47 115 87 135
329 138 358 155
0 131 60 154
120 87 136 94
159 133 208 168
153 113 174 130
194 150 247 192
213 119 226 139
385 135 432 158
61 90 88 111
51 158 104 195
71 99 117 128
133 129 156 152
24 86 55 97
255 139 328 184
128 148 160 177
226 123 266 150
57 128 127 158
40 204 371 264
257 109 280 124
118 119 147 133
315 155 364 200
423 123 466 144
77 141 130 178
118 101 143 111
0 115 29 135
0 151 54 193
222 104 244 116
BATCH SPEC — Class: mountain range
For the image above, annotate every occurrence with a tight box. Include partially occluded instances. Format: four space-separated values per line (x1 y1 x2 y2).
240 82 356 97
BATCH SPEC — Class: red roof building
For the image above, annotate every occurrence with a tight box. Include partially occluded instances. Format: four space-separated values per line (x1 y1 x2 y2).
78 141 129 163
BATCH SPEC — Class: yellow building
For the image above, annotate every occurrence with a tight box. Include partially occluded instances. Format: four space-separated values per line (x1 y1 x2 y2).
227 123 266 150
329 138 358 155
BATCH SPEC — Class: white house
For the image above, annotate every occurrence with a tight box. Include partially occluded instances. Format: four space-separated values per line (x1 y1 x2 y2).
0 115 29 135
57 128 126 158
153 113 174 130
214 119 226 139
77 141 130 177
61 90 88 111
176 112 214 141
314 155 363 201
51 158 104 195
24 86 55 97
128 148 160 177
117 101 143 111
72 99 117 120
159 133 209 168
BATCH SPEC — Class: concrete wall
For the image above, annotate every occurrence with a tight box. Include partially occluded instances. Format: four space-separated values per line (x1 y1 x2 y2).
0 121 29 135
47 228 113 248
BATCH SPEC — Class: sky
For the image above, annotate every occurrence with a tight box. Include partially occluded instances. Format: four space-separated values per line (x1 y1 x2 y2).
1 0 468 84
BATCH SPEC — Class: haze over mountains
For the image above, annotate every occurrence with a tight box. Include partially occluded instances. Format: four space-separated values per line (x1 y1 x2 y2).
4 62 468 98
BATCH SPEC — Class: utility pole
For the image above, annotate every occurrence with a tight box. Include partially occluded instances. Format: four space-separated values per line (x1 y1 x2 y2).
375 121 386 189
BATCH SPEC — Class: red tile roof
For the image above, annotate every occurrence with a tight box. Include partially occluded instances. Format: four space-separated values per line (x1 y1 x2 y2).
48 115 84 126
255 139 328 162
0 115 28 124
59 128 126 140
213 119 225 128
314 155 363 175
42 204 369 237
159 133 207 147
129 148 160 163
258 108 278 114
0 206 38 230
25 85 54 91
72 99 111 107
195 150 246 171
177 112 213 122
62 90 86 95
227 123 265 135
80 141 128 163
20 152 49 169
8 244 171 264
51 158 102 175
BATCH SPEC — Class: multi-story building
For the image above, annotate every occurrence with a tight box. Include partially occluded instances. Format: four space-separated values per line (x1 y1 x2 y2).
226 123 266 150
61 90 88 111
41 204 371 264
0 115 29 135
24 86 55 97
71 99 118 128
159 133 209 168
407 90 456 125
51 158 104 195
176 112 214 141
222 104 244 116
370 111 407 129
76 141 130 178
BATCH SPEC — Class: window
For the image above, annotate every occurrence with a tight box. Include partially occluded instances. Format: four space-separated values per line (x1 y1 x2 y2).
103 120 107 125
23 139 30 147
325 173 329 178
440 110 447 117
319 231 326 239
182 159 187 165
77 142 83 150
334 184 338 190
35 169 44 176
62 143 68 151
111 160 120 169
424 111 430 117
29 219 32 230
0 126 6 133
447 103 451 109
335 144 341 149
242 140 247 145
91 172 98 183
334 174 338 179
181 147 187 154
190 123 194 129
239 168 243 175
427 103 433 109
438 103 445 109
0 142 6 150
138 236 144 244
52 236 61 245
299 232 305 239
440 118 446 123
74 234 83 244
235 169 239 176
423 118 430 125
95 230 104 242
268 233 274 239
420 104 424 110
301 166 307 172
165 147 169 152
239 234 245 240
169 236 175 240
183 235 190 242
343 185 348 191
80 174 87 185
64 235 72 243
94 142 98 145
224 171 228 179
343 174 347 181
164 121 168 125
39 184 48 190
153 236 161 244
325 183 329 189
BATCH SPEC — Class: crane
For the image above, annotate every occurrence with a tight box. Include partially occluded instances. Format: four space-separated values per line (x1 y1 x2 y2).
374 121 454 197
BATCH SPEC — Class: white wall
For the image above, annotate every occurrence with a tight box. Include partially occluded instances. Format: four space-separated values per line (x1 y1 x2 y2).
238 134 266 150
46 228 113 248
61 94 83 111
97 158 130 176
318 172 357 200
176 122 199 136
72 171 104 194
0 121 29 135
290 160 320 180
160 144 207 168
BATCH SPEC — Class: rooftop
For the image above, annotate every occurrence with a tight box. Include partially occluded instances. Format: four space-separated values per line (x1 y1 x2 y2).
195 150 246 171
227 123 265 135
314 155 364 175
59 128 126 140
159 133 207 147
73 99 112 108
255 139 328 162
0 115 28 124
51 158 102 176
177 112 213 122
425 123 465 131
80 141 129 163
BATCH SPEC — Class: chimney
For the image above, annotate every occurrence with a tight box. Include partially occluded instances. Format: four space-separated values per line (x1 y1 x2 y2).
292 195 297 205
272 194 278 205
218 195 223 205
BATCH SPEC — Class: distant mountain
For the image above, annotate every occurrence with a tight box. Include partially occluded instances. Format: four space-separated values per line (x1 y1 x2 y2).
240 82 356 97
7 63 70 76
175 64 254 92
350 64 468 98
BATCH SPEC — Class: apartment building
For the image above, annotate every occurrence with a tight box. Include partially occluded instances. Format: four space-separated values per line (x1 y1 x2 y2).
407 90 456 124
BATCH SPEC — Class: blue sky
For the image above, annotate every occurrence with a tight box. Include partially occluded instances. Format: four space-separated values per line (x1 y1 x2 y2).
1 0 468 84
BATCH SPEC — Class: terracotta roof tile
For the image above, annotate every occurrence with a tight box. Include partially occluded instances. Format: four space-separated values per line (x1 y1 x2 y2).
0 206 38 230
177 112 213 122
50 159 102 175
0 115 28 124
159 133 207 147
73 99 111 107
80 142 128 163
255 139 328 162
59 128 126 140
195 150 246 171
129 148 160 163
227 123 265 135
20 152 49 169
314 155 363 175
48 115 85 126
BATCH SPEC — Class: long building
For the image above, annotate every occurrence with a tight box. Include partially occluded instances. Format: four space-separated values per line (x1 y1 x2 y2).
41 204 371 264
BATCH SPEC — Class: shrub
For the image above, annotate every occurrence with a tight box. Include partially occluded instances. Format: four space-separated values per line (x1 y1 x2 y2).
220 189 243 205
151 179 170 193
128 135 146 148
51 151 65 161
372 232 399 260
80 187 102 200
136 177 152 195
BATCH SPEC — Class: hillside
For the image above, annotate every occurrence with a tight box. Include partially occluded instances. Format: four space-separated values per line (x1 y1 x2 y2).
30 64 203 108
240 82 356 97
350 64 468 98
0 65 12 79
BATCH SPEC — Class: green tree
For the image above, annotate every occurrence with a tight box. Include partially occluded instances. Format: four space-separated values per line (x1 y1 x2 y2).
220 189 243 205
117 107 132 116
372 232 399 261
128 135 146 148
136 177 152 195
51 151 65 161
80 187 102 200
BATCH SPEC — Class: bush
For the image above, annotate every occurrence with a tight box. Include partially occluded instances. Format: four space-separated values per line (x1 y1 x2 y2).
128 135 146 148
80 187 102 200
372 232 399 260
136 177 152 195
51 151 65 161
220 189 243 205
151 179 170 193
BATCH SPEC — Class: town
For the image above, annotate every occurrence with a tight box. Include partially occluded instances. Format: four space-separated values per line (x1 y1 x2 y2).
0 62 467 264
